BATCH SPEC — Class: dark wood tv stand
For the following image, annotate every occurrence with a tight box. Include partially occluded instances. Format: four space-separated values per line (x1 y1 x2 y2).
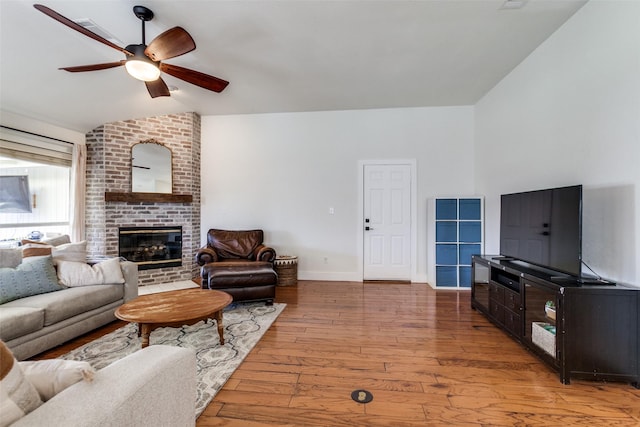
471 255 639 388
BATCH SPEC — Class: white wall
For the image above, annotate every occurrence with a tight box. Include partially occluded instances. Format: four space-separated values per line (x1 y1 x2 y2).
201 106 474 282
0 110 85 145
475 1 640 286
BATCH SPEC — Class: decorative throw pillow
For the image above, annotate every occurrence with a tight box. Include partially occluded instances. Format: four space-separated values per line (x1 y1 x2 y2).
0 249 21 269
22 241 87 265
0 340 43 427
51 241 87 264
0 256 61 304
20 243 52 258
56 257 125 287
18 359 95 402
21 234 70 247
42 234 71 247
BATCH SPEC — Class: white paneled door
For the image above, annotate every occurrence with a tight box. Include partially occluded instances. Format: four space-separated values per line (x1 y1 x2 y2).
363 164 412 280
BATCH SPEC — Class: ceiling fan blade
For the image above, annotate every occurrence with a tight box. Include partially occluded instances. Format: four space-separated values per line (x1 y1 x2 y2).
145 78 170 98
33 4 132 56
145 27 195 61
60 61 125 72
160 63 229 93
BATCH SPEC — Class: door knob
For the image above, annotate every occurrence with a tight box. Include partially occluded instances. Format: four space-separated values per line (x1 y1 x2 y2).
365 226 373 231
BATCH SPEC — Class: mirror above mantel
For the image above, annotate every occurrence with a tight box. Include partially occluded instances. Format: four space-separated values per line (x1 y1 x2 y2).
104 139 192 203
132 140 172 193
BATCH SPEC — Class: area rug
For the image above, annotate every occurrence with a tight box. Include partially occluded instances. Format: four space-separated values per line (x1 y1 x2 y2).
60 302 285 417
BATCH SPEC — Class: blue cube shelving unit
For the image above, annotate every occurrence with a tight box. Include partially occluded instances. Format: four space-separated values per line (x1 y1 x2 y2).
434 197 483 288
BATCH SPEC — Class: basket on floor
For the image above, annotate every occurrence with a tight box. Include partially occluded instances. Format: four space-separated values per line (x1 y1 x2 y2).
274 255 298 286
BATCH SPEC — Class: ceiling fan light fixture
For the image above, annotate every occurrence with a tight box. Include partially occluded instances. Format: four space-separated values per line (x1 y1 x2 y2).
125 57 160 81
124 43 160 81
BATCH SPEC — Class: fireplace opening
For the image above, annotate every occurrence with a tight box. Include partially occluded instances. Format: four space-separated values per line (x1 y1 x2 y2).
118 226 182 270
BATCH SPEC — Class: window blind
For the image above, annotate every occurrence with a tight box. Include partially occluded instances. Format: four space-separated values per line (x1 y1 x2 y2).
0 126 73 167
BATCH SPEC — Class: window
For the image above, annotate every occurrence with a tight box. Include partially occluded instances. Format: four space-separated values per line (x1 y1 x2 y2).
0 127 73 246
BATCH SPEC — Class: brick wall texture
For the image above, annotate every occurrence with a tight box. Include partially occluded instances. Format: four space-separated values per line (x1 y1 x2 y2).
85 112 201 286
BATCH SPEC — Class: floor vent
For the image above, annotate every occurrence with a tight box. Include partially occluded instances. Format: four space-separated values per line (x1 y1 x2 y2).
351 390 373 404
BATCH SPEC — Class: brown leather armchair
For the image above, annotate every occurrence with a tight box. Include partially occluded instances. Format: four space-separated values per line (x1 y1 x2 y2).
195 229 277 304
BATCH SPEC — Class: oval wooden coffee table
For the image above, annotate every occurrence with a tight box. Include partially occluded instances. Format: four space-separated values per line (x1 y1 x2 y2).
115 289 233 348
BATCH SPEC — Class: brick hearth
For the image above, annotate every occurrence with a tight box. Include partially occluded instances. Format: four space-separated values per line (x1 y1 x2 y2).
85 112 201 286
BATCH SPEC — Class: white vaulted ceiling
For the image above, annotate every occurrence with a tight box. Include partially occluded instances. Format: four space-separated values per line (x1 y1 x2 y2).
0 0 587 132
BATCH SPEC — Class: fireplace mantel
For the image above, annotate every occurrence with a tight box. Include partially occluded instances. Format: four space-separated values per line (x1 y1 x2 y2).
105 192 193 203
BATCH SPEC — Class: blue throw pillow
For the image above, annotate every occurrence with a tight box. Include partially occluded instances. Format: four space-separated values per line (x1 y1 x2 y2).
0 256 61 304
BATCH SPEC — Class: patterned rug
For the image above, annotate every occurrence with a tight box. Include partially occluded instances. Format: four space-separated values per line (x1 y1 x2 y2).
60 302 286 418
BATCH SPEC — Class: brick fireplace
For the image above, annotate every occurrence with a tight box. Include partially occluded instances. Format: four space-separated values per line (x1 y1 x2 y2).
85 112 201 287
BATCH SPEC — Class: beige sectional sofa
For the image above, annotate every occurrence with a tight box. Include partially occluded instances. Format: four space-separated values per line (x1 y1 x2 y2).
0 256 138 360
13 345 196 427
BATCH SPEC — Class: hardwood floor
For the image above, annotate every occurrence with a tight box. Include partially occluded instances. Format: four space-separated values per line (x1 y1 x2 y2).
35 281 639 426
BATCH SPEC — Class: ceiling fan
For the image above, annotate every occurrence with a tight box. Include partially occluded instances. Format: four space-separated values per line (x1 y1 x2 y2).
33 3 229 98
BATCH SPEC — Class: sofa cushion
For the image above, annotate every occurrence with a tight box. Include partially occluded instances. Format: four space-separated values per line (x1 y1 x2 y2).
0 307 44 342
205 261 277 288
0 340 43 427
2 285 124 326
56 258 125 287
0 256 61 304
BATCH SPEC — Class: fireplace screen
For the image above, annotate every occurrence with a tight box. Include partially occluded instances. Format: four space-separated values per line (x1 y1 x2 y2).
118 226 182 270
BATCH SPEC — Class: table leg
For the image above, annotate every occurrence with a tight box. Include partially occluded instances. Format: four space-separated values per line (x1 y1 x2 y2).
215 311 225 345
140 324 151 348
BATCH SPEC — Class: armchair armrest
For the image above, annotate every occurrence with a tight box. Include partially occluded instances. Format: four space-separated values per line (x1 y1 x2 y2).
195 246 219 266
15 346 196 427
120 260 138 302
253 244 276 263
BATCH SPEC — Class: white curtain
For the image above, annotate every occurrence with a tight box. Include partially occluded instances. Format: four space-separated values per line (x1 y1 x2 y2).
70 143 86 241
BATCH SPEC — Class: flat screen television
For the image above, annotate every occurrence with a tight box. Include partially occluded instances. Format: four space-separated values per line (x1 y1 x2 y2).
0 175 32 213
500 185 582 278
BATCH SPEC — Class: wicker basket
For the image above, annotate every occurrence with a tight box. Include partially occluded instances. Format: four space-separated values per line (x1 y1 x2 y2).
274 255 298 286
532 322 556 357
